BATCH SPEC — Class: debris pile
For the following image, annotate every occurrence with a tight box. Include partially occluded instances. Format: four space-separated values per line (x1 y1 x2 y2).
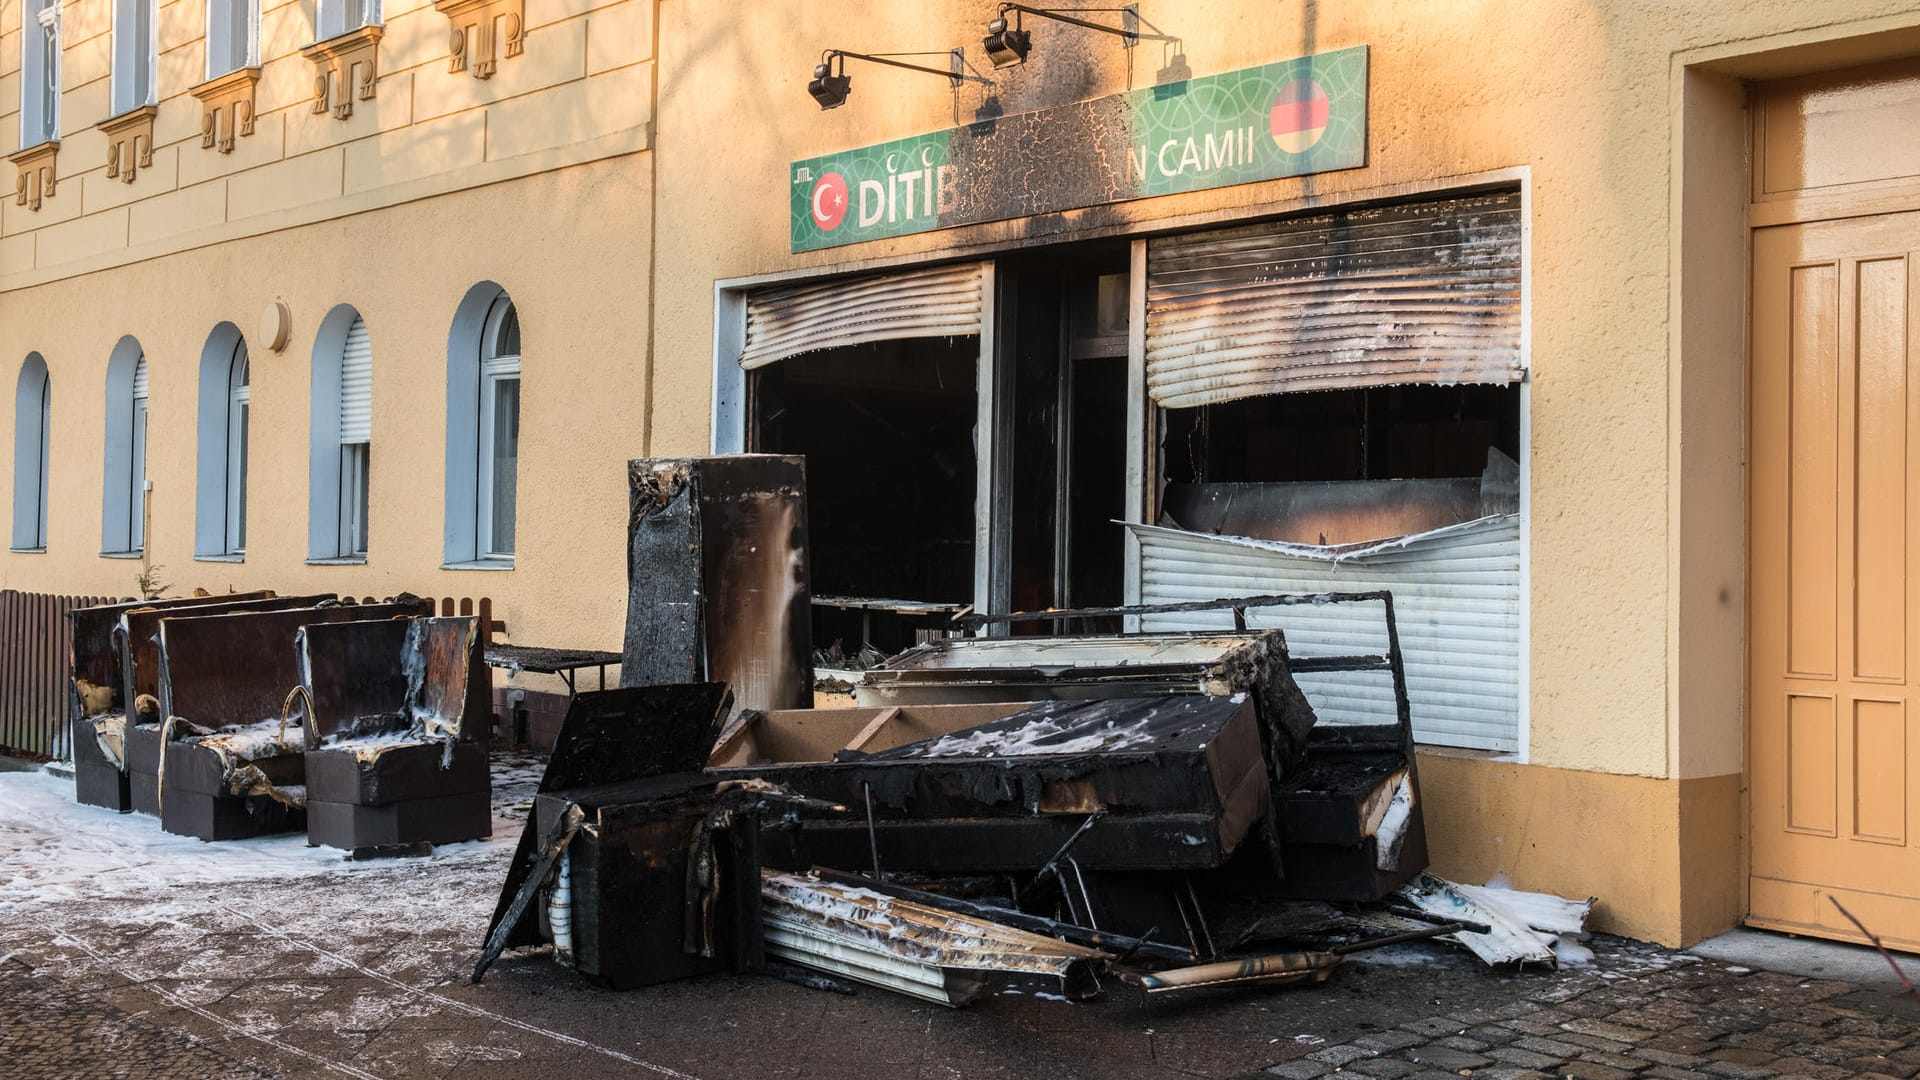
475 456 1597 1008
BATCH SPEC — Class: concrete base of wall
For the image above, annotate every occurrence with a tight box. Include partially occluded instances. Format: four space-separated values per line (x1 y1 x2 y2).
1416 750 1745 947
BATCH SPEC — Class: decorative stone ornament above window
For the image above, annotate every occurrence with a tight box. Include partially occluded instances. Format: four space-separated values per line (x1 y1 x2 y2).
98 105 158 182
9 142 59 210
301 24 382 120
435 0 522 79
190 67 260 152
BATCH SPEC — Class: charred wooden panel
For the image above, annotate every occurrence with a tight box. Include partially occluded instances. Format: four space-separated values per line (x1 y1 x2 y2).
622 456 813 712
68 593 267 714
299 618 411 738
157 600 429 728
409 617 483 742
121 595 333 710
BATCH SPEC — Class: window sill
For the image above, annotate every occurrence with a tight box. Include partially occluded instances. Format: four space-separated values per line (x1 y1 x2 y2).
441 558 514 571
99 550 144 560
9 546 45 554
194 553 245 563
306 556 368 566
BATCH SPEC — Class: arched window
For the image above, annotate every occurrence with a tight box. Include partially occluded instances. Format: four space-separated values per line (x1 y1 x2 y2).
309 305 371 560
444 283 519 567
194 324 248 558
12 353 50 551
101 336 147 555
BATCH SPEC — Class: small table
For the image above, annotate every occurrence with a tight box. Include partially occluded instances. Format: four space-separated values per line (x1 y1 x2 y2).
482 644 623 696
810 595 970 652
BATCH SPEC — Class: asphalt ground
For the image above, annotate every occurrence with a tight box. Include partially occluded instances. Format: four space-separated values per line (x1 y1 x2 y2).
1 756 1915 1080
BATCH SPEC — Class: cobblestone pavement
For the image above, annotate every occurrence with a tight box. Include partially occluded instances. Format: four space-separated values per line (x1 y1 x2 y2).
1 760 1915 1079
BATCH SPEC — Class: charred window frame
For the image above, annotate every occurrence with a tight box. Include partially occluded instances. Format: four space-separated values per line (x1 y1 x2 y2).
718 263 1001 653
1134 185 1532 754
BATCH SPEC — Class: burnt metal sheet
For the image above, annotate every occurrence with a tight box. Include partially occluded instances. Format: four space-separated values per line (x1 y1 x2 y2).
622 456 813 712
761 871 1108 1006
1145 191 1524 406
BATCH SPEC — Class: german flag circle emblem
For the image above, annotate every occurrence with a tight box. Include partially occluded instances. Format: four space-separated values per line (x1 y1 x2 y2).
1269 78 1331 154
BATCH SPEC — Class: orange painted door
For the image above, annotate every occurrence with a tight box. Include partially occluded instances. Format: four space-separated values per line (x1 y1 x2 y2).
1750 213 1920 951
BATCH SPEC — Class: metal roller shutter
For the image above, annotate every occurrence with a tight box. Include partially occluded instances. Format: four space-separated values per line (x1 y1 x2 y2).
1145 191 1524 408
740 262 987 370
1131 515 1522 751
339 316 371 444
131 355 148 400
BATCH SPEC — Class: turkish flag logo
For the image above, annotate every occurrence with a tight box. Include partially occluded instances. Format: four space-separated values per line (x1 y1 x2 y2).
811 172 849 231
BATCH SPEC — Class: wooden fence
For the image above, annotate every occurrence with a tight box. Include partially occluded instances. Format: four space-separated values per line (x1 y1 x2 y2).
0 591 122 759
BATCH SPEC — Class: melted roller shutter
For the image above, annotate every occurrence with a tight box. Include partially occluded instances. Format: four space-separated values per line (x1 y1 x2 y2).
339 316 371 444
1130 515 1522 752
131 355 149 400
740 262 987 370
1145 191 1524 408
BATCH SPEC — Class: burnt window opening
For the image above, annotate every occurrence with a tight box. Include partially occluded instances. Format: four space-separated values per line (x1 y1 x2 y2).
750 338 977 657
1158 384 1521 546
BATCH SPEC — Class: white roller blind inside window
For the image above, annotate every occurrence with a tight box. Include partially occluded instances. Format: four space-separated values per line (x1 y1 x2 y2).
339 317 371 444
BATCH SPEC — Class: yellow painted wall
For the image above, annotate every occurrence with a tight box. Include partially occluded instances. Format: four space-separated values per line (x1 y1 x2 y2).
0 153 653 660
0 0 655 286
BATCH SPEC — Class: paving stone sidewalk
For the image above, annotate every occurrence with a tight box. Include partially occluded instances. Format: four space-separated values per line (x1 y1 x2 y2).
1260 957 1920 1080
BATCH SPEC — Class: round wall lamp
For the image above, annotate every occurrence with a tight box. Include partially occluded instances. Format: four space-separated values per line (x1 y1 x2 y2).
259 299 292 353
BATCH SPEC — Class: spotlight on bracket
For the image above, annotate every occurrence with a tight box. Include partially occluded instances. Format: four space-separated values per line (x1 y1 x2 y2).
983 4 1177 69
807 48 993 111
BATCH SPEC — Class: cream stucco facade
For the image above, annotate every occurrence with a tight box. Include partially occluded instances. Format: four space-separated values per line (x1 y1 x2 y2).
7 0 1920 947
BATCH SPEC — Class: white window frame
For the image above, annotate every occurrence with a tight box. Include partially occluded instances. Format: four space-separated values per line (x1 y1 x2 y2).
316 0 380 40
477 296 520 560
307 305 376 562
205 0 260 79
20 0 61 148
339 442 368 556
12 355 51 552
224 343 249 555
129 359 148 552
109 0 157 117
193 326 249 560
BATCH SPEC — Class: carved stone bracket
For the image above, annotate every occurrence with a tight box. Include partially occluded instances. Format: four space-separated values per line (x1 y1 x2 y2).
98 105 159 183
435 0 523 80
8 141 58 210
189 67 261 153
301 24 383 120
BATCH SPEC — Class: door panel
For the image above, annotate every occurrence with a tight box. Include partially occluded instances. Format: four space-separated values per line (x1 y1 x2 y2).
1750 213 1920 950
